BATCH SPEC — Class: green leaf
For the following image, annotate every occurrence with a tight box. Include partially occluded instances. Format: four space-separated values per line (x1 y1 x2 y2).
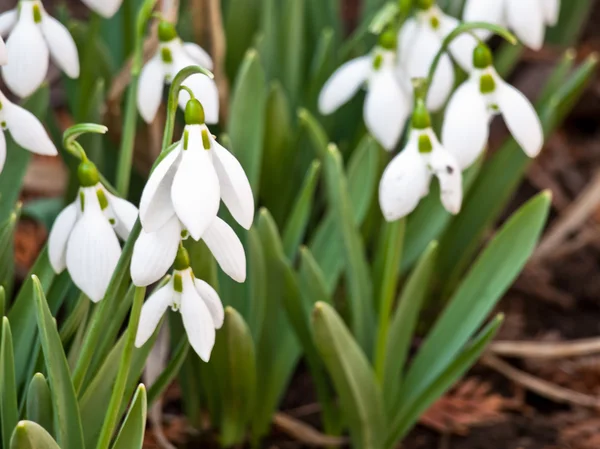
245 228 266 341
1 317 18 449
256 0 280 79
10 421 61 449
225 0 260 79
547 1 594 46
323 144 375 353
312 302 386 449
298 247 332 307
399 193 550 416
32 276 85 449
26 373 54 435
298 108 329 160
282 160 321 259
386 315 504 448
280 0 305 106
0 204 20 296
383 242 437 413
111 385 147 449
228 49 267 195
307 28 336 110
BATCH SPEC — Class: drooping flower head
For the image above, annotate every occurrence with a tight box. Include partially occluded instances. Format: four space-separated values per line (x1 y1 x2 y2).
463 0 560 50
319 30 412 151
80 0 123 18
397 0 477 111
379 98 462 221
137 20 218 124
135 245 224 362
48 159 138 302
0 87 57 173
442 43 543 170
0 0 80 97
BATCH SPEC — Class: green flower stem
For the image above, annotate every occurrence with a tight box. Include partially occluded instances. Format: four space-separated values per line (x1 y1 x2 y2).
115 0 158 197
122 0 135 58
63 123 108 160
77 12 102 118
425 22 517 97
94 286 146 449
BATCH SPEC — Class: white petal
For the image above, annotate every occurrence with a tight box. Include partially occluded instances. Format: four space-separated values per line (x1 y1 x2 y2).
397 18 419 59
379 139 430 221
3 13 49 97
183 42 214 70
131 216 181 287
211 141 254 229
318 56 371 115
505 0 546 50
135 283 174 347
0 131 5 173
193 278 224 329
139 145 182 232
439 14 477 72
202 217 246 283
3 98 57 156
0 36 6 66
543 0 560 26
364 66 410 151
66 188 122 302
0 10 17 36
442 79 489 170
463 0 505 40
178 73 220 125
106 192 138 240
181 274 216 362
80 0 123 18
48 202 77 273
426 139 463 215
41 16 79 78
137 56 165 124
496 79 543 158
171 128 220 240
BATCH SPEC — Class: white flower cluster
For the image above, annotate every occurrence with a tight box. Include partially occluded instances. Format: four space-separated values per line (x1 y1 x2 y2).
320 0 552 221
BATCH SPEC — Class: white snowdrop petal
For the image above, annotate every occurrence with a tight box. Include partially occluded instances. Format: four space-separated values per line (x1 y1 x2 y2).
442 79 489 170
178 73 220 125
41 16 80 78
439 14 477 72
379 141 430 221
0 131 6 173
4 101 57 156
181 274 216 362
397 18 419 59
66 189 122 302
48 202 77 273
135 283 174 347
543 0 561 26
505 0 546 50
0 10 17 36
139 145 181 232
131 216 181 287
462 0 505 40
3 15 49 98
106 192 138 240
318 56 371 115
183 43 214 70
212 141 254 229
137 56 165 124
202 217 246 283
193 279 224 329
171 130 220 240
497 80 544 158
0 37 6 66
80 0 123 18
364 67 409 151
427 141 463 215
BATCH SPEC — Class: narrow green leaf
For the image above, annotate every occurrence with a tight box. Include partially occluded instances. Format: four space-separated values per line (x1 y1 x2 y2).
307 28 336 110
298 247 332 306
547 0 594 46
10 421 60 449
225 0 260 79
1 317 18 449
256 0 279 79
281 0 305 106
246 228 266 341
312 302 386 449
26 373 54 435
323 144 375 353
0 286 5 318
32 276 85 449
298 108 328 160
282 160 321 259
111 385 147 449
0 204 20 296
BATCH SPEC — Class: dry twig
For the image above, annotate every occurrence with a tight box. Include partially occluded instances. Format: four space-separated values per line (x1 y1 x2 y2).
490 337 600 359
272 413 347 447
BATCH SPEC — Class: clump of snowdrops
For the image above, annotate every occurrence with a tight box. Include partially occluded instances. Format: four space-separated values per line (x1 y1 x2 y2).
0 0 593 448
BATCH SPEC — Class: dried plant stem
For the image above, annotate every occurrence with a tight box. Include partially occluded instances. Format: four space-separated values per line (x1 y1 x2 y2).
489 338 600 359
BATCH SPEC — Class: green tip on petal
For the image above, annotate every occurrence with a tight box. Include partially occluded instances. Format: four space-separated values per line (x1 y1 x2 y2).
158 20 178 42
418 134 433 153
32 3 42 23
78 160 100 187
412 99 431 130
416 0 434 10
378 30 397 50
479 73 496 94
173 244 191 271
473 43 493 69
184 99 205 125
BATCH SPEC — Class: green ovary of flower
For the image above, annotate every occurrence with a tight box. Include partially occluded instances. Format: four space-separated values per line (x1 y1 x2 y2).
378 30 397 50
174 245 191 271
78 160 100 187
158 20 178 42
412 100 432 130
185 99 206 125
473 43 494 70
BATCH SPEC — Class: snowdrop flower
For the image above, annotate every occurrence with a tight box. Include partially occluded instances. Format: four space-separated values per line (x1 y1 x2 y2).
318 31 411 150
135 245 223 361
397 0 477 111
0 37 6 65
139 98 254 240
80 0 123 18
0 88 57 173
137 21 218 124
464 0 560 50
48 160 138 302
0 0 80 97
442 44 543 170
130 214 246 287
379 99 462 221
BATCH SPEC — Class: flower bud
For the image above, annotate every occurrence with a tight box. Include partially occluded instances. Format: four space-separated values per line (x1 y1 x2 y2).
185 98 206 125
158 20 178 43
78 160 100 187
